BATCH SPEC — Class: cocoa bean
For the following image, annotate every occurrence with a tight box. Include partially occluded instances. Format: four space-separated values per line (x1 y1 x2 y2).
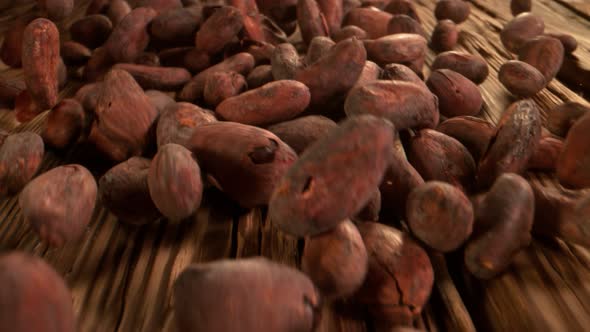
0 132 44 197
426 69 483 117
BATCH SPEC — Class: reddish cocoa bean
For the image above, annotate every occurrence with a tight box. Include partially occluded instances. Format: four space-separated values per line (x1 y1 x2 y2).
89 69 158 162
61 41 92 65
317 0 343 34
546 101 590 137
112 63 191 91
137 0 182 14
478 100 542 188
387 14 427 38
499 60 546 97
384 0 421 22
22 18 60 110
14 90 43 123
408 129 476 192
297 0 330 45
42 99 85 149
465 173 533 279
179 52 255 102
302 220 368 299
107 0 132 25
187 122 297 207
510 0 531 16
0 252 76 332
148 144 202 222
83 47 114 82
431 51 489 84
332 25 368 42
427 69 482 117
256 0 298 23
196 6 243 55
216 80 310 126
98 157 162 224
244 41 276 65
104 7 158 63
38 0 74 21
500 13 544 53
355 222 434 325
407 181 473 252
145 90 175 114
204 71 248 107
158 47 192 67
0 20 27 68
269 115 393 236
544 32 577 54
183 48 211 73
354 60 381 87
306 36 336 65
271 43 303 80
381 63 426 88
156 102 216 147
532 184 590 247
345 81 439 130
0 132 44 197
0 76 25 106
430 19 458 52
436 116 495 161
246 65 274 89
518 35 564 82
151 8 199 45
295 38 367 109
364 33 427 66
354 189 381 221
557 112 590 189
228 0 266 43
70 14 113 49
20 164 96 247
267 115 337 154
74 82 101 114
342 7 392 39
527 136 563 171
434 0 470 23
174 258 320 332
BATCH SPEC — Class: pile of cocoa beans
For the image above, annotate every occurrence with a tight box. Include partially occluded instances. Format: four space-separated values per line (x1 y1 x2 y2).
0 0 589 331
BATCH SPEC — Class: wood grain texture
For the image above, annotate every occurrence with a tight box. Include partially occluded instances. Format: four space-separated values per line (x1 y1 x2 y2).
0 0 589 331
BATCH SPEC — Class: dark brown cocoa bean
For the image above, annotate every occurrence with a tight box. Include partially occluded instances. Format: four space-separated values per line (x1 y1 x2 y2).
387 14 427 38
269 115 393 236
478 100 542 188
112 63 191 91
22 18 60 110
83 47 114 82
0 132 44 197
0 252 76 332
98 157 162 225
174 258 320 332
107 0 132 25
498 60 546 97
74 82 101 114
89 69 159 162
157 102 216 147
500 12 544 53
187 122 297 207
431 51 489 84
510 0 531 16
42 98 85 149
267 115 338 154
355 222 434 325
61 41 92 65
216 80 310 126
518 35 564 82
408 129 476 192
381 63 426 88
135 52 160 67
148 144 202 222
271 43 303 80
38 0 74 21
407 181 473 252
151 8 199 45
137 0 182 14
306 36 336 65
70 14 113 49
465 173 533 279
527 136 563 171
332 25 368 42
158 47 192 67
434 0 470 23
14 90 43 123
345 80 439 130
196 6 244 55
302 220 368 299
20 164 96 247
0 19 27 68
430 19 458 52
354 189 381 221
384 0 421 22
544 32 577 54
436 116 495 161
426 69 483 117
0 76 25 106
557 112 590 189
183 48 211 73
246 65 274 89
364 33 427 66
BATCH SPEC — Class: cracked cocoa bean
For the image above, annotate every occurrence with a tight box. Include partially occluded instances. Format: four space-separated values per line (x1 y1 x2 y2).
156 102 216 147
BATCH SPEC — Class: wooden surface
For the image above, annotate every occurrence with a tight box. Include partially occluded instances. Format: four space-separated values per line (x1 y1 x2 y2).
0 0 590 331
